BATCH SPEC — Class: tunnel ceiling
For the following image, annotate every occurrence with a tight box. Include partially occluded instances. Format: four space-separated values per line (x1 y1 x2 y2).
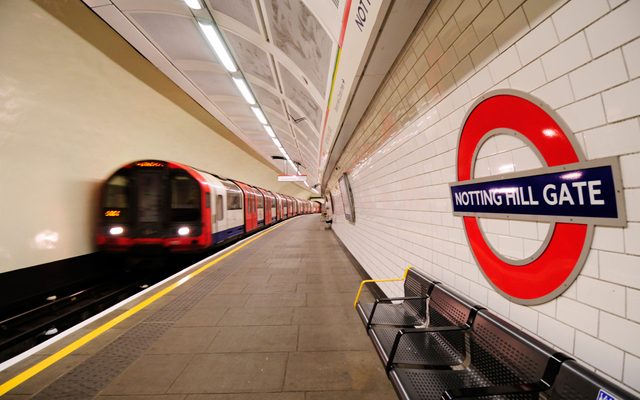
81 0 428 191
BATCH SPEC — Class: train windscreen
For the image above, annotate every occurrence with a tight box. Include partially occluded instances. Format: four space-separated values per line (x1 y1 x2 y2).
170 171 200 221
104 174 129 208
103 171 130 221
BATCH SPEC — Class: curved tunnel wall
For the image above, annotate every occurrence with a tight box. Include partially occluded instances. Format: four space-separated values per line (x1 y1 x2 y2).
328 0 640 392
0 0 310 273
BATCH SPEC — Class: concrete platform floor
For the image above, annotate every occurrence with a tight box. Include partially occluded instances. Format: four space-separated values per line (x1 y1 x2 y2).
1 215 396 399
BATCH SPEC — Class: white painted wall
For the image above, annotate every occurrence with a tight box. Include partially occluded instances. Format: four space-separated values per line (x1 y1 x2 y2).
0 0 310 273
328 0 640 392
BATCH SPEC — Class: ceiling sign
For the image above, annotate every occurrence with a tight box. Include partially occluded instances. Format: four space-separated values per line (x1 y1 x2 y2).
278 175 307 182
451 90 626 305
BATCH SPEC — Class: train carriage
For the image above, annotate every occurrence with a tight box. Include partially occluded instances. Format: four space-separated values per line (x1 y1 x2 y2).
257 187 276 225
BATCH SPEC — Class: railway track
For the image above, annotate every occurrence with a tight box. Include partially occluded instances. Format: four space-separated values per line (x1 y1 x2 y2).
0 264 173 363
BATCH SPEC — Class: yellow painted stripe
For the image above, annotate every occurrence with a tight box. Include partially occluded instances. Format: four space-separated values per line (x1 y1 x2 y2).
327 47 343 110
0 220 289 396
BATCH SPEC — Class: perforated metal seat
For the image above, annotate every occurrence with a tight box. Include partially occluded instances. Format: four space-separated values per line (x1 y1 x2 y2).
358 302 426 327
389 310 568 400
371 324 465 368
370 285 479 370
356 269 436 328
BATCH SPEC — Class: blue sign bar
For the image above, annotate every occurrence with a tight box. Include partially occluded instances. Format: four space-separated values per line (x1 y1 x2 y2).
451 165 620 221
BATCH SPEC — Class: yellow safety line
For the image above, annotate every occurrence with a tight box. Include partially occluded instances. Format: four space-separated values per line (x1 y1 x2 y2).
353 266 412 308
0 220 289 396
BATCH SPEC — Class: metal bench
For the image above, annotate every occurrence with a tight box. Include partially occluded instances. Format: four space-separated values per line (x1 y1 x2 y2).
356 269 437 329
549 359 639 399
370 284 483 371
354 270 639 399
388 309 570 399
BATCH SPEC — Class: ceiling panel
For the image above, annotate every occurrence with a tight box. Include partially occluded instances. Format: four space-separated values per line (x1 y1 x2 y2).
264 110 289 131
216 102 254 118
185 71 236 97
112 0 189 14
224 31 276 87
264 0 332 96
280 66 322 131
208 0 260 33
129 12 217 63
253 85 283 113
233 118 265 132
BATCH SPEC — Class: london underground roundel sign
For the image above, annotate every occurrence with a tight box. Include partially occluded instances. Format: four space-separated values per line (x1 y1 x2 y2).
451 90 625 305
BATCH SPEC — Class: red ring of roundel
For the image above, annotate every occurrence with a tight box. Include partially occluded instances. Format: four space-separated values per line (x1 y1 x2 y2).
457 94 588 301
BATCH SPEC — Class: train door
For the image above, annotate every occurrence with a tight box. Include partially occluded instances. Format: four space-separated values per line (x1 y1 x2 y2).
235 181 257 233
274 194 281 221
257 189 265 227
270 192 276 223
283 197 288 218
136 169 164 235
257 188 271 226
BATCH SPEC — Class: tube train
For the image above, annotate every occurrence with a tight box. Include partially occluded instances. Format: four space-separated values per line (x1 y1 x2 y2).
97 160 319 253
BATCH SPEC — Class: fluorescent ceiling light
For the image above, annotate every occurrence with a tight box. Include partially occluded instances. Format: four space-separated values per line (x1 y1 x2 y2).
198 22 237 72
279 147 288 156
232 77 255 105
264 125 276 138
272 138 282 147
251 107 267 124
183 0 201 9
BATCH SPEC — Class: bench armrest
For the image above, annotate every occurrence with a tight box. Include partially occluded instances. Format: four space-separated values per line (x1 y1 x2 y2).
386 325 468 370
366 296 428 328
377 295 429 303
441 381 549 399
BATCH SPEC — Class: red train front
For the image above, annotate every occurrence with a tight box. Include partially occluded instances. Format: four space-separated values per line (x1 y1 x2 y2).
97 160 212 253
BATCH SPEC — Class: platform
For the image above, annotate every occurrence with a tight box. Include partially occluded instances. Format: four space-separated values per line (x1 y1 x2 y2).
0 215 395 399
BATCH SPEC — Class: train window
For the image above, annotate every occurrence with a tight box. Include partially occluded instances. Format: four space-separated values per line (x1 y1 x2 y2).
216 194 223 221
170 172 200 221
104 173 129 209
222 181 242 210
257 193 264 209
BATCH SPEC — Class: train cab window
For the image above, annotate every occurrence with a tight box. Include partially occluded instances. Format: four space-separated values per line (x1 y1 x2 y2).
222 181 242 210
216 194 223 221
104 173 129 209
170 172 200 221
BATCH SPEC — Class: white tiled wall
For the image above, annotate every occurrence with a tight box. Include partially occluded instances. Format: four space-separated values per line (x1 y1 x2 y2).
328 0 640 392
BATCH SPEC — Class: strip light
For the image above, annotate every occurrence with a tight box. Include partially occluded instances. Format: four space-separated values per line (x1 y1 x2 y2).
264 125 276 138
232 77 256 105
198 22 237 72
183 0 201 9
251 107 267 124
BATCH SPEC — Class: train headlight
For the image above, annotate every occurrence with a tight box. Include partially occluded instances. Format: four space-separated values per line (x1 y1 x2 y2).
177 226 190 236
109 226 124 235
